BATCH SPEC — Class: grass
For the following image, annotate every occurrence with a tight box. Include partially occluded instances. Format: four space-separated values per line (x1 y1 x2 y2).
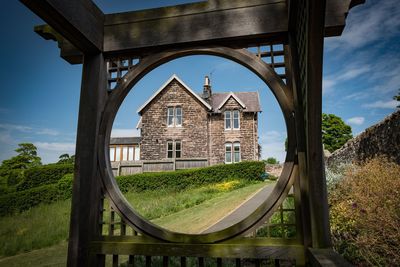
153 182 267 233
0 199 71 258
0 179 272 264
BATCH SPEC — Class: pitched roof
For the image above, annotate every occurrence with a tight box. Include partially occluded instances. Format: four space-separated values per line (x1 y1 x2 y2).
137 74 212 114
110 137 141 145
211 92 261 113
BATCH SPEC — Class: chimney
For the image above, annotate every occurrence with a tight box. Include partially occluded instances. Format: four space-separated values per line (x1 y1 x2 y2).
203 75 212 101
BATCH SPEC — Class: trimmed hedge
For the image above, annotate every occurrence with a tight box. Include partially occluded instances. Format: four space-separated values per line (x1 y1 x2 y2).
117 161 265 193
16 164 74 191
0 161 265 216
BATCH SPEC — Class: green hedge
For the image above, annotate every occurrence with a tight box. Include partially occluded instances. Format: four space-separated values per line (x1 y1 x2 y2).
0 161 265 216
117 161 264 193
16 164 74 191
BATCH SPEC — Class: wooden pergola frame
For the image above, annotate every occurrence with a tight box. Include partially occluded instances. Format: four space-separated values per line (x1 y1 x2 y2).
20 0 364 266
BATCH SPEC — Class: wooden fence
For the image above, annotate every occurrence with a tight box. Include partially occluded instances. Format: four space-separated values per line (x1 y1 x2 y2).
111 158 208 176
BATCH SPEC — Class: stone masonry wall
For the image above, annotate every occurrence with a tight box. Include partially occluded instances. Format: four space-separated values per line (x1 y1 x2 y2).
326 110 400 168
209 97 258 165
140 80 209 160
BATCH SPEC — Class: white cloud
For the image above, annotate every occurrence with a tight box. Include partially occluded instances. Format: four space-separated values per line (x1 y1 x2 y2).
323 65 371 95
35 128 60 136
111 128 140 137
259 131 287 162
34 142 75 152
363 100 398 109
325 0 400 52
346 117 365 126
0 123 32 132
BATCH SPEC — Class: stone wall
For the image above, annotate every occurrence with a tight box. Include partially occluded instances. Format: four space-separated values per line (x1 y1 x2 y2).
140 80 209 160
209 97 258 165
326 110 400 168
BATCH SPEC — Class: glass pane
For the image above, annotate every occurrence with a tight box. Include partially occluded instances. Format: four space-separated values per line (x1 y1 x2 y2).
233 110 239 129
134 146 140 161
234 151 240 162
167 151 173 158
115 147 121 161
175 151 181 158
109 147 115 161
225 152 232 163
176 114 182 126
128 146 134 161
176 107 182 115
225 111 231 129
167 107 174 126
122 146 128 161
167 142 173 151
175 141 181 151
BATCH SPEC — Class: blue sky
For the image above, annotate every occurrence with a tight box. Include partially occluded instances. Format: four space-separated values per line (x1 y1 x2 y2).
0 0 398 164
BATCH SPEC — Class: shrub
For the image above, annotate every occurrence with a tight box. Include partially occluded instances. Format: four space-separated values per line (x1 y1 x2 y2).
329 157 400 266
0 174 74 216
16 164 73 191
116 161 264 193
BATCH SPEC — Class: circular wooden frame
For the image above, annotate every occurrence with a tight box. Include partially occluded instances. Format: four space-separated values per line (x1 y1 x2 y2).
98 46 296 243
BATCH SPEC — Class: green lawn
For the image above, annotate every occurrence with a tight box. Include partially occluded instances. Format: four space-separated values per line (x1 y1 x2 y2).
0 180 273 265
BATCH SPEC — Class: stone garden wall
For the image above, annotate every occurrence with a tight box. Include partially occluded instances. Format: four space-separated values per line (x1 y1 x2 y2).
326 109 400 168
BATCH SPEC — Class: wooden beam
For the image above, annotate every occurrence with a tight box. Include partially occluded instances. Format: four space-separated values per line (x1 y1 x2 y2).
103 0 288 54
90 236 305 260
20 0 104 54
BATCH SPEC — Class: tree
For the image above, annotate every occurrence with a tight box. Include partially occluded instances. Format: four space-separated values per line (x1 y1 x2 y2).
57 153 75 164
322 113 353 153
393 89 400 108
265 157 279 164
0 143 42 187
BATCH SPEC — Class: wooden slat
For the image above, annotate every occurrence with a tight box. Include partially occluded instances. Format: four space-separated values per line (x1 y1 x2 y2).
20 0 103 53
90 237 304 260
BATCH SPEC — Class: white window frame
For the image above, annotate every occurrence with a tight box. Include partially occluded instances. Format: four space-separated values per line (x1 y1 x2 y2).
224 111 231 130
167 140 182 158
233 142 241 163
167 106 183 127
233 110 240 130
225 143 232 163
225 142 241 163
167 107 174 127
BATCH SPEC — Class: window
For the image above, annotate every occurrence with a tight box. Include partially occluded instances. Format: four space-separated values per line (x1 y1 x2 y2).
175 141 181 158
167 141 174 158
109 145 140 162
224 110 240 130
167 106 183 127
167 107 174 126
224 111 231 129
225 142 241 163
225 143 232 163
233 110 240 129
167 140 182 158
128 146 134 161
233 142 241 162
110 147 115 161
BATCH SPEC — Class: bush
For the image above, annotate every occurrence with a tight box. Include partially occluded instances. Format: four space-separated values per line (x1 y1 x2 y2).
329 157 400 266
16 164 73 191
0 174 74 216
0 161 264 216
116 161 264 193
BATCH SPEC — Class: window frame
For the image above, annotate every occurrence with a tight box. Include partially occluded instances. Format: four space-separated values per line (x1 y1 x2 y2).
167 107 174 127
224 111 232 130
166 140 182 158
233 142 241 163
225 143 232 163
233 110 240 130
167 106 183 127
225 142 241 164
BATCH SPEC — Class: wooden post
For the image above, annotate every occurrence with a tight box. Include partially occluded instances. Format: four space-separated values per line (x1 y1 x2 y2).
306 0 332 248
67 53 108 267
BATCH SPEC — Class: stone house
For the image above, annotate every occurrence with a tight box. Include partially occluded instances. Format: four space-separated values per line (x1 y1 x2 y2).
137 74 261 165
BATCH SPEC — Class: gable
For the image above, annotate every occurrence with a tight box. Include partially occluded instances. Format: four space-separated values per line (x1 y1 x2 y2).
137 74 212 115
212 92 261 113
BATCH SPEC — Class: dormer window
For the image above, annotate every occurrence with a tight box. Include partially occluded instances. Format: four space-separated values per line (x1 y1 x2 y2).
167 106 182 127
224 110 240 130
